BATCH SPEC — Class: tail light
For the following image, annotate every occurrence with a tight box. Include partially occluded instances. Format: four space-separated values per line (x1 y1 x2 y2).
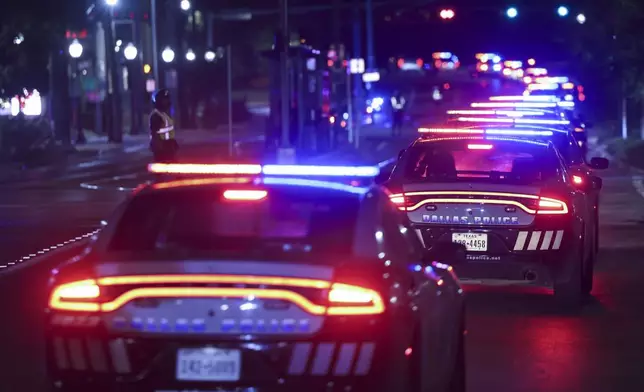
327 283 385 315
389 193 412 210
48 276 385 316
537 197 568 214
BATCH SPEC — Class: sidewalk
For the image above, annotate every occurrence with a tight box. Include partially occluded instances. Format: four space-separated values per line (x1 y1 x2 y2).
0 122 265 185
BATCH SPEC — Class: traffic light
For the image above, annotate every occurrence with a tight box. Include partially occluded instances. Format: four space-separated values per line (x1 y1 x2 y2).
439 9 455 19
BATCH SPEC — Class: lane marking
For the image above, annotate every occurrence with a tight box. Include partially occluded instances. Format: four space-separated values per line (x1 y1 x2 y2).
0 229 100 275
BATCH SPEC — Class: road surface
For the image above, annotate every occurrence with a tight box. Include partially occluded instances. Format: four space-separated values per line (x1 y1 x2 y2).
1 131 644 391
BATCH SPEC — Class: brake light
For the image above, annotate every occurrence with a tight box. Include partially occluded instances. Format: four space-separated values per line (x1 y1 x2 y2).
327 283 385 315
49 279 101 312
571 175 584 186
49 275 384 316
389 193 412 210
537 197 568 214
467 143 493 150
223 189 267 200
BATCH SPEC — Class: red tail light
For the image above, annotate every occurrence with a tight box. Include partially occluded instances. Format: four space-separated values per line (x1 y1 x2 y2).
49 275 385 316
389 193 412 210
537 197 568 214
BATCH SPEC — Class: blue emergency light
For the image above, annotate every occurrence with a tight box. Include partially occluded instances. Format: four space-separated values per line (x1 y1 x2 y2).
147 163 381 177
456 116 570 125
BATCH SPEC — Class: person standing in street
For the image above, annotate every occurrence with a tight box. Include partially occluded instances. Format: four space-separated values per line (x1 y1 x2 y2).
149 89 179 163
391 90 406 136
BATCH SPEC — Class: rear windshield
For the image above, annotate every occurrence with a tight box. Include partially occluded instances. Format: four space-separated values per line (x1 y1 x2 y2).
108 187 360 260
401 140 561 185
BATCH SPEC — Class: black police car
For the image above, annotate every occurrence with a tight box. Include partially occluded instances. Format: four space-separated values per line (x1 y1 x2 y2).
385 136 598 307
45 164 466 392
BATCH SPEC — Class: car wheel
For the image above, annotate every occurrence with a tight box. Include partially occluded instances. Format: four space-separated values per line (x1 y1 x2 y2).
447 313 466 392
554 238 586 309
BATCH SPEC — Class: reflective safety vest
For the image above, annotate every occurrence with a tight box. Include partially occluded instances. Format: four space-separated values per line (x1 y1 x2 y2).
391 96 406 110
152 109 175 141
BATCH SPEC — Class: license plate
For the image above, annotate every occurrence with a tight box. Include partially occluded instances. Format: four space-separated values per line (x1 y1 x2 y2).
452 233 488 252
176 347 241 381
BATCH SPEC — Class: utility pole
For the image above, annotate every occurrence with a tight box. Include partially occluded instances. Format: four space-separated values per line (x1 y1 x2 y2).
277 0 295 163
365 0 375 71
104 12 123 142
150 0 159 87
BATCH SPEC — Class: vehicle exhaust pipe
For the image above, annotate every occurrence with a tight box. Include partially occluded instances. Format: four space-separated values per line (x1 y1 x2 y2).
524 270 538 282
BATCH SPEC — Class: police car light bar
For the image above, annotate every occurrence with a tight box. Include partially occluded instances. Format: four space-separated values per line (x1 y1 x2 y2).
147 163 380 177
484 129 554 136
534 76 569 84
471 102 557 108
418 127 484 134
148 163 262 174
489 95 559 102
456 117 570 125
447 109 546 116
527 83 559 91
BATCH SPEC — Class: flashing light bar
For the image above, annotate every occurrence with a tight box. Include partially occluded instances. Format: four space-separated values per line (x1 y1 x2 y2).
419 128 558 137
558 101 574 108
471 102 556 109
447 109 546 116
528 83 559 91
489 95 559 102
418 127 484 134
525 68 548 76
457 117 570 125
534 76 569 84
148 163 380 177
484 129 553 136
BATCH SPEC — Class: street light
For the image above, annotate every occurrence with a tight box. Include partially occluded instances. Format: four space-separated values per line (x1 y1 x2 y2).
105 0 117 6
185 49 196 61
506 7 518 18
576 13 586 24
161 46 175 63
123 43 138 60
205 50 216 62
439 9 455 19
68 39 83 58
557 6 569 17
527 58 536 66
180 0 190 10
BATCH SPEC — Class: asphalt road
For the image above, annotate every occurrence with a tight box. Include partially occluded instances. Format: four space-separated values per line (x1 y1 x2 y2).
0 134 643 391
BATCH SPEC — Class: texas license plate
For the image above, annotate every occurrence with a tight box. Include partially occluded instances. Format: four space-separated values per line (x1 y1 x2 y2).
452 233 488 252
176 347 241 381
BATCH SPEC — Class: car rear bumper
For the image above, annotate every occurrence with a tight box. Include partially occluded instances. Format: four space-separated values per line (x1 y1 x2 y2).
418 225 577 286
46 319 402 392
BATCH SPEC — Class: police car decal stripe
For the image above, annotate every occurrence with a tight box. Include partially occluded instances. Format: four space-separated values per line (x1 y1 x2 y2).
415 229 426 247
540 231 554 250
513 230 563 251
527 231 542 250
552 230 564 250
513 232 528 250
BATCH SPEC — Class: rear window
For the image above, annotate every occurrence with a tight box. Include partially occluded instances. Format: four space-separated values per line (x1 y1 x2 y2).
400 140 561 185
108 187 360 260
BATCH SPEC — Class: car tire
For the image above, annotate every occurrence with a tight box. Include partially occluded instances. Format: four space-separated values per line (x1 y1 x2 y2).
554 238 586 309
447 313 466 392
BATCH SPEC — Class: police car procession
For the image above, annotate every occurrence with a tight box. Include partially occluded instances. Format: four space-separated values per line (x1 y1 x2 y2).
45 163 466 392
446 95 610 252
384 127 599 308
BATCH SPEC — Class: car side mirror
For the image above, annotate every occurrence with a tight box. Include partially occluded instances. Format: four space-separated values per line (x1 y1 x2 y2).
591 175 603 190
424 242 467 265
590 157 609 170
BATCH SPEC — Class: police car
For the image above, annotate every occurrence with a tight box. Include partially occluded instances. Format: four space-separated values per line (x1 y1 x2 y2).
385 133 598 307
45 164 466 392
